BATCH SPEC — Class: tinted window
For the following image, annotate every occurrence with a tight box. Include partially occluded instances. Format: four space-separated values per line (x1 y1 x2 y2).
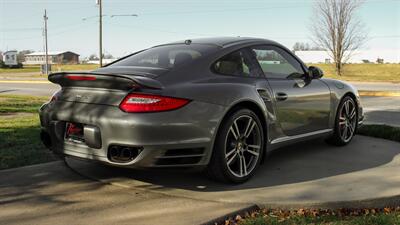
109 44 219 69
213 49 258 77
251 46 304 79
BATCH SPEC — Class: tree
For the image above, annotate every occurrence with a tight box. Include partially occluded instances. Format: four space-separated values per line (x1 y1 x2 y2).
89 54 99 60
310 0 367 75
17 50 33 63
103 53 113 59
293 42 326 52
293 42 310 51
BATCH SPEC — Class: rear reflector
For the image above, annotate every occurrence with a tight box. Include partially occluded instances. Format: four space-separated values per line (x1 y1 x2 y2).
119 93 189 113
50 90 62 102
66 75 97 81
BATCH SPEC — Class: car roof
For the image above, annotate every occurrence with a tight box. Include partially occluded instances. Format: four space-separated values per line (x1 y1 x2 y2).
160 37 279 48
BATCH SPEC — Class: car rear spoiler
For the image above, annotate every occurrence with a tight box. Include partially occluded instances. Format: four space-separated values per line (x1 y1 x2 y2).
48 72 164 90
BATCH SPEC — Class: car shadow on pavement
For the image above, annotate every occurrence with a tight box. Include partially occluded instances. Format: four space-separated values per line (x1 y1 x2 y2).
0 161 104 208
69 135 400 192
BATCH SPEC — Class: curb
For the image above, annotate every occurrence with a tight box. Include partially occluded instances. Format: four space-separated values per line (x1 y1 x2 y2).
202 196 400 225
201 204 259 225
0 80 50 84
203 196 400 224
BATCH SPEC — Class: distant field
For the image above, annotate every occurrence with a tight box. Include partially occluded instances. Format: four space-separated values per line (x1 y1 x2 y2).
0 63 399 83
309 63 400 83
0 64 99 74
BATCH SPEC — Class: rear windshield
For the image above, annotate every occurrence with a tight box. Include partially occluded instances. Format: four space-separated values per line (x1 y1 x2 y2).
109 44 219 69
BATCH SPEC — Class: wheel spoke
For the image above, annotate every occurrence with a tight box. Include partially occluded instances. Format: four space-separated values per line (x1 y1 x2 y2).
350 108 356 119
229 127 239 140
239 155 243 176
347 125 352 137
339 116 346 124
227 152 238 165
243 118 253 137
247 144 260 156
247 149 259 156
248 144 260 149
244 120 256 138
242 155 248 176
341 125 348 139
345 101 350 117
348 122 354 134
226 148 236 159
233 120 241 138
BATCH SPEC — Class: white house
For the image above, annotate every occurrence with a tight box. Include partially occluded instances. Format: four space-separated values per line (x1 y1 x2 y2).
295 50 400 64
86 58 117 65
24 51 79 65
2 50 18 66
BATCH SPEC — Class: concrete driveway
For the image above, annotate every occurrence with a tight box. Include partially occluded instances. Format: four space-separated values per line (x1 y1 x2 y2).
1 135 400 225
67 135 400 208
0 161 249 225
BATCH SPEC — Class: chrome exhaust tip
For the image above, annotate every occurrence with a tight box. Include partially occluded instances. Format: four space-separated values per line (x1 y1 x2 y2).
107 145 142 163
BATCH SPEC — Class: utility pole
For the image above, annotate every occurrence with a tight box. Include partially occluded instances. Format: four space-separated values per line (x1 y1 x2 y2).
97 0 103 67
43 9 49 75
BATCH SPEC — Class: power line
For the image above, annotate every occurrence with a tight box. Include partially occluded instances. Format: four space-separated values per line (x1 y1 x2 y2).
0 28 42 32
0 20 97 41
111 23 217 37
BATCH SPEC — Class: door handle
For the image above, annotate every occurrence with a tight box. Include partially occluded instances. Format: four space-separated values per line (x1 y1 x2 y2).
275 92 288 101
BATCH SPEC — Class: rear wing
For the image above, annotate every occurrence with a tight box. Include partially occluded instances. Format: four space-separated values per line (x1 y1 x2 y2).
48 72 163 90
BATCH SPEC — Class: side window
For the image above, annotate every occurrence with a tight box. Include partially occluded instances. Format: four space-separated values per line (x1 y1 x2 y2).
213 49 258 77
251 46 304 79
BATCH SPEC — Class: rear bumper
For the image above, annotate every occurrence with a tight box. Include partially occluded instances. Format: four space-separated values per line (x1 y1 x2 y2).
39 100 226 168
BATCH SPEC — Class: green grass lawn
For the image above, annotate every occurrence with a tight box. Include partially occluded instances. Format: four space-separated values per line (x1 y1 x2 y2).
0 95 55 170
0 64 98 74
238 211 400 225
0 95 49 113
309 63 400 83
1 63 400 83
357 124 400 143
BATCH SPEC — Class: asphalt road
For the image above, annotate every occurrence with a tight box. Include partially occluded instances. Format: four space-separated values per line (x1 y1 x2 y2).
0 82 59 96
0 82 399 126
350 81 400 92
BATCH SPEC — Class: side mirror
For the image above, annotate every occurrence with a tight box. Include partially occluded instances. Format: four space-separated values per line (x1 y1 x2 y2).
308 66 324 79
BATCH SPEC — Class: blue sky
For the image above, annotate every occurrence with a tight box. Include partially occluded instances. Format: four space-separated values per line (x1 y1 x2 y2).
0 0 399 58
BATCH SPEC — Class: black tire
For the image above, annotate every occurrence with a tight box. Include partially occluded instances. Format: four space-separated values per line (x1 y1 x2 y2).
206 108 264 183
327 96 358 146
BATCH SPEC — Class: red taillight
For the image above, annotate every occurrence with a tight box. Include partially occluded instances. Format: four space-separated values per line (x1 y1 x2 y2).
119 93 190 113
66 75 96 81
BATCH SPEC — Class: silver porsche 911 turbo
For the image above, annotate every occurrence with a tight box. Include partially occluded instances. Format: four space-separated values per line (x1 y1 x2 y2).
39 37 364 183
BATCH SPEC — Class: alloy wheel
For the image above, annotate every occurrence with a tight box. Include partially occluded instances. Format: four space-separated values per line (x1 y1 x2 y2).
339 98 357 143
224 115 262 178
